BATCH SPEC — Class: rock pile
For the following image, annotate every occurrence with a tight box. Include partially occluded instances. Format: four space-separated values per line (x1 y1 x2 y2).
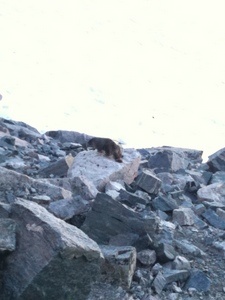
1 117 225 299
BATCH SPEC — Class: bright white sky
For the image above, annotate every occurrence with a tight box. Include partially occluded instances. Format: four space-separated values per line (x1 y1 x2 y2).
0 0 225 161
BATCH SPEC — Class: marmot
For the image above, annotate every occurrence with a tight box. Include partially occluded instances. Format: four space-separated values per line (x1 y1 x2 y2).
87 137 123 163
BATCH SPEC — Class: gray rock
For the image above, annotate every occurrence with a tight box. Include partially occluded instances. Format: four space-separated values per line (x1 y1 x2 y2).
109 233 139 247
38 155 74 178
216 208 225 221
172 256 191 270
213 241 225 258
1 198 103 300
45 129 92 146
68 149 141 191
186 169 212 187
163 269 190 284
0 166 71 203
70 175 98 200
30 194 52 205
155 243 177 263
146 147 193 173
197 182 225 204
119 189 149 207
172 208 196 226
207 147 225 172
137 249 156 266
105 181 125 200
184 269 211 292
211 171 225 184
135 169 162 194
39 177 72 192
81 193 158 244
152 194 179 212
202 208 225 229
194 204 206 216
48 196 89 220
100 245 136 288
0 219 16 252
174 239 206 257
0 202 11 218
152 271 167 294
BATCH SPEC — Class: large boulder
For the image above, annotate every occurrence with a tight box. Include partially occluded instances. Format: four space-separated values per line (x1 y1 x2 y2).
45 129 92 146
138 146 203 173
1 198 103 300
81 193 158 245
207 147 225 172
67 149 141 191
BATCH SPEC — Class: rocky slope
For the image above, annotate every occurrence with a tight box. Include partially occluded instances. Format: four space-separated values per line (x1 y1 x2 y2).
1 117 225 300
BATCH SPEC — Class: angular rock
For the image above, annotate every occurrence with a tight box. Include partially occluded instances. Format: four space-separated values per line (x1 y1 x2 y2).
172 208 196 226
68 149 141 191
137 249 156 266
100 245 136 288
38 154 74 178
1 198 103 300
172 256 191 270
45 129 92 146
174 239 206 257
119 189 148 207
211 171 225 184
145 147 198 173
0 202 11 218
0 219 16 252
70 175 98 200
1 118 41 143
194 204 206 216
152 271 167 294
155 243 177 263
135 169 161 194
163 269 190 284
202 208 225 229
197 182 225 204
213 241 225 257
152 194 178 212
81 193 158 244
30 194 51 205
48 196 89 220
40 177 72 192
158 220 176 244
186 169 212 188
105 181 125 200
0 166 71 203
216 208 225 221
184 269 211 292
207 147 225 172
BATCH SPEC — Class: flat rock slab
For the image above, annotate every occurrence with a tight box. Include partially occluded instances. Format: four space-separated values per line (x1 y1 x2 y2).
1 198 102 300
68 149 141 191
81 193 158 244
202 208 225 230
184 269 211 292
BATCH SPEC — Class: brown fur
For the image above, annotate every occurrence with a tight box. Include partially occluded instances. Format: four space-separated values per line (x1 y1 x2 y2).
87 137 123 163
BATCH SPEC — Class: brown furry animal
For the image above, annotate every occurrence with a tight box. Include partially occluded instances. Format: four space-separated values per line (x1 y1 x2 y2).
87 137 123 163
